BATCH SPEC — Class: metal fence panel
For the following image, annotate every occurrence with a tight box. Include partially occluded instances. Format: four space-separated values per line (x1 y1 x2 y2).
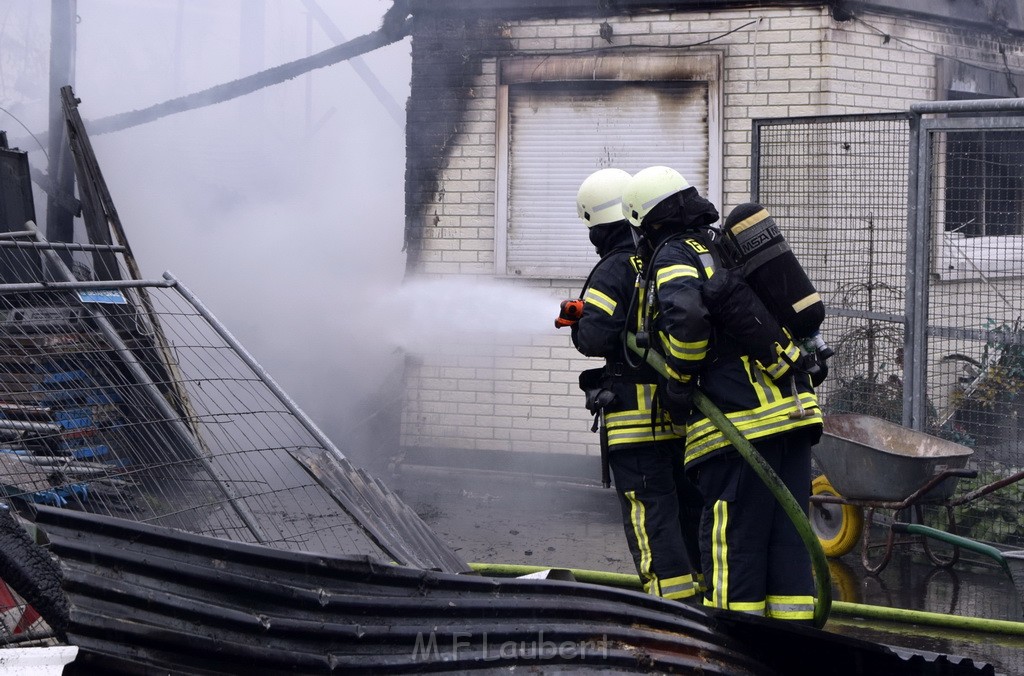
753 114 911 424
0 243 468 585
754 107 1024 555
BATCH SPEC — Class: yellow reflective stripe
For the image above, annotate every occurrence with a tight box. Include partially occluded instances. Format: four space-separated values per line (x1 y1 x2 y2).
703 597 766 611
607 427 682 445
781 341 801 362
660 573 698 600
792 292 821 313
759 342 800 381
727 208 770 235
658 360 690 382
687 392 820 441
647 346 694 383
605 394 680 445
626 490 653 583
766 595 815 620
636 384 653 412
688 401 821 447
688 411 823 465
582 287 616 316
684 399 819 462
749 359 783 406
605 411 657 425
710 498 728 609
661 331 707 362
656 264 699 287
761 358 790 381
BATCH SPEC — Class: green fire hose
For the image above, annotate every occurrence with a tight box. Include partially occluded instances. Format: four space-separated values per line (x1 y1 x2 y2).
468 563 1024 638
626 333 832 627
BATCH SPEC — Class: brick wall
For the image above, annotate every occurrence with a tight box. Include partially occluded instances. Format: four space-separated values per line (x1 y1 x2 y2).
401 6 1024 460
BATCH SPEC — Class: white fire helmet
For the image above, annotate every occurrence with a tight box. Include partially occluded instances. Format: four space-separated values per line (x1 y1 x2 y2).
576 168 632 227
621 166 691 229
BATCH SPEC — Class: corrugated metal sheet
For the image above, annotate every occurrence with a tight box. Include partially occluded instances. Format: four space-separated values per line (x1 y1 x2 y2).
36 507 994 676
505 81 709 278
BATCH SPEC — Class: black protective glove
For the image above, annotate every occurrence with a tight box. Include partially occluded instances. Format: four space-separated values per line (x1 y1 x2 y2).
809 354 829 387
660 378 696 425
579 368 616 415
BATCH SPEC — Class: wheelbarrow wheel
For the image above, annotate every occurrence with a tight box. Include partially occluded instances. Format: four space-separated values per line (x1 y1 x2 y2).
810 475 864 558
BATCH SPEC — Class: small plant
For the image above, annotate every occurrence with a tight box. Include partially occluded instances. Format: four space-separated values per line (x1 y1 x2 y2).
947 319 1024 447
932 421 976 448
824 316 906 423
977 320 1024 402
829 374 903 424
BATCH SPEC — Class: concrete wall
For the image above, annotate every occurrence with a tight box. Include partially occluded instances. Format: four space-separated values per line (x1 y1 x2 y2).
401 5 1024 459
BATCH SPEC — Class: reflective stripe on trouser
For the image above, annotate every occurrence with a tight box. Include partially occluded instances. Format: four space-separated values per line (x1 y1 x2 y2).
604 384 680 447
609 440 702 601
695 429 816 621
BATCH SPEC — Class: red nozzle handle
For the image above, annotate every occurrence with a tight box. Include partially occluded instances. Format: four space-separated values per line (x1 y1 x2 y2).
555 299 584 328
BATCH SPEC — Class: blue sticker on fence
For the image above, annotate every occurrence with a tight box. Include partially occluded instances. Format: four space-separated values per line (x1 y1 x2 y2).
77 289 127 304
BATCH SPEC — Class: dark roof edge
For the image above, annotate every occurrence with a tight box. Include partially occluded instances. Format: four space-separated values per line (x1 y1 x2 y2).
408 0 1024 37
845 0 1023 37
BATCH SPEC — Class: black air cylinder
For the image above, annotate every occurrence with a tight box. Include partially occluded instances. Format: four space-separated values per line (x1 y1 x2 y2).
722 203 824 339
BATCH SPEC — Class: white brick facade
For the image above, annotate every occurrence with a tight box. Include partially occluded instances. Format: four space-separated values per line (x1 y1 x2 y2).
402 6 1024 459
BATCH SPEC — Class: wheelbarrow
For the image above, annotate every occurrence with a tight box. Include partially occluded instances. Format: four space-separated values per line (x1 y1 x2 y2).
809 414 977 574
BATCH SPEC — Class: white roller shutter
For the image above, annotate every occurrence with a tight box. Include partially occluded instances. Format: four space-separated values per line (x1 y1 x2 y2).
503 81 709 279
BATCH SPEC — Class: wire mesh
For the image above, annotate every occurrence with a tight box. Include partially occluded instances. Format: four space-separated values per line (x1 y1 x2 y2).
925 118 1024 548
0 280 372 551
754 114 911 423
753 109 1024 565
0 234 465 576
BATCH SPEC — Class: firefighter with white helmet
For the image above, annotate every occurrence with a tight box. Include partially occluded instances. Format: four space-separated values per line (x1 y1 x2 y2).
625 165 823 624
622 165 692 231
576 167 633 227
558 167 703 602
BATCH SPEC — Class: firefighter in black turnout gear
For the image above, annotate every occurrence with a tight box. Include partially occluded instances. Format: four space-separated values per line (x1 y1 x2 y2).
561 168 702 602
623 166 823 623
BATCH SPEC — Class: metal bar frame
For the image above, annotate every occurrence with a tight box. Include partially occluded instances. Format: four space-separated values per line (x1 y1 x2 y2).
163 271 346 464
906 101 1024 429
22 222 269 542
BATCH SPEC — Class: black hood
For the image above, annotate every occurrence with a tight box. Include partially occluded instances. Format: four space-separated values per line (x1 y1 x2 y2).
640 187 719 246
589 220 636 257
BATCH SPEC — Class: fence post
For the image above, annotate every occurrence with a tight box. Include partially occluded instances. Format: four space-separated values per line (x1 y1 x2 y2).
904 111 930 431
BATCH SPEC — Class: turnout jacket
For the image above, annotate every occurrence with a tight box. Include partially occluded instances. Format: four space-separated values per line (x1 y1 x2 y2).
644 231 822 467
572 227 680 448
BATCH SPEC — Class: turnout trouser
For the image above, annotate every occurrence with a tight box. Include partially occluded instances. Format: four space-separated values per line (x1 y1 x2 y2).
609 440 704 601
692 428 816 622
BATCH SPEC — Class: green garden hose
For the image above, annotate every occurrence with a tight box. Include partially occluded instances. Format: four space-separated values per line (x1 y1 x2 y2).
467 562 1024 637
625 333 832 627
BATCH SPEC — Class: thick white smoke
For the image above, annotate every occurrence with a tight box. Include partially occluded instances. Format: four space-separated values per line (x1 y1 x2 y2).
0 1 410 457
